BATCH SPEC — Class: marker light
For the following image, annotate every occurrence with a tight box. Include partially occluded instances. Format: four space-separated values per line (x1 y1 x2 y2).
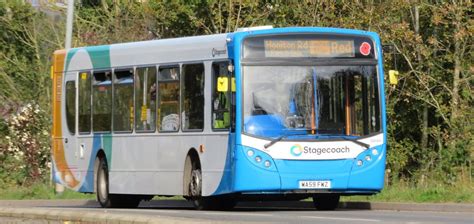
372 149 378 156
255 156 262 163
365 155 372 161
357 160 363 166
247 150 254 157
264 160 271 167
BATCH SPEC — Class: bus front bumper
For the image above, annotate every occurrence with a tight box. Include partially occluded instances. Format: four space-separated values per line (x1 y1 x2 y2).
233 145 386 195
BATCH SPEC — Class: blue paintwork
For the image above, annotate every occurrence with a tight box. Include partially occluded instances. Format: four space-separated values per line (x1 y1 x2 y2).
348 144 386 190
233 145 281 192
212 27 387 195
244 115 285 136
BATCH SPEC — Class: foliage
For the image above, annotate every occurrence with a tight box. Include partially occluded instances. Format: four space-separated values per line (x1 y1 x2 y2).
0 103 50 187
0 1 472 191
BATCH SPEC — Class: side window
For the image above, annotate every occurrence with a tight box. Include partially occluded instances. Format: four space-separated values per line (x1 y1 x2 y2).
158 66 179 132
79 72 91 133
182 64 204 131
113 69 134 132
65 81 76 134
135 66 157 132
92 71 112 132
212 62 231 130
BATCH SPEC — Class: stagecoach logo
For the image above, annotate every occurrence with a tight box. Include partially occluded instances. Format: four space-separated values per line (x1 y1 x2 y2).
290 144 351 157
290 144 303 156
212 48 227 57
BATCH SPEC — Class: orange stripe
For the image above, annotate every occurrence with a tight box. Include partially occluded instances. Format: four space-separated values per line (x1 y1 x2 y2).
345 77 351 135
52 50 79 188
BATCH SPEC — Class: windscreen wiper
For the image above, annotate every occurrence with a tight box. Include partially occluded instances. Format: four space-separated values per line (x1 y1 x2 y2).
264 133 308 149
264 133 370 150
338 136 370 149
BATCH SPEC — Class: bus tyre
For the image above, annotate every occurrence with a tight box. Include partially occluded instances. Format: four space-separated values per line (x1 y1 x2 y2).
96 157 141 208
312 194 340 210
189 167 211 210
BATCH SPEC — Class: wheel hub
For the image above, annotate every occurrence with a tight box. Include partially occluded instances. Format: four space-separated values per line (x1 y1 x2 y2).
190 169 201 197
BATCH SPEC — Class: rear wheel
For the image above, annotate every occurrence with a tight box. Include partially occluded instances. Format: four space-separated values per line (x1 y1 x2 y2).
312 194 340 210
188 157 236 210
96 157 141 208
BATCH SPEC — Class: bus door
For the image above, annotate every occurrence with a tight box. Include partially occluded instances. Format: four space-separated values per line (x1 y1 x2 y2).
63 72 78 170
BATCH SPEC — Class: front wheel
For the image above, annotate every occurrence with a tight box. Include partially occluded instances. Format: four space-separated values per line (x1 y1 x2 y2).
188 163 236 210
312 194 340 210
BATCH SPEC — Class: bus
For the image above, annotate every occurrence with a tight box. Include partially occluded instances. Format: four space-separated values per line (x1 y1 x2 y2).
51 26 387 210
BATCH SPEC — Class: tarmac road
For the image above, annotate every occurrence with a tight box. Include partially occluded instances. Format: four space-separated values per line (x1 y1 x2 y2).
0 199 472 224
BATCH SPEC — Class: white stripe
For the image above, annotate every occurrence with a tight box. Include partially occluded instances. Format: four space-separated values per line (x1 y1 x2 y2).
241 133 384 160
301 215 380 222
203 212 273 217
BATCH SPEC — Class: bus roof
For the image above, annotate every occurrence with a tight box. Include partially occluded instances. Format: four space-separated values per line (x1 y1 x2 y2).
54 27 379 73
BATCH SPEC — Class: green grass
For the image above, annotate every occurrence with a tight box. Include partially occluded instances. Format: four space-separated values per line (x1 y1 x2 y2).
341 180 474 203
0 182 94 200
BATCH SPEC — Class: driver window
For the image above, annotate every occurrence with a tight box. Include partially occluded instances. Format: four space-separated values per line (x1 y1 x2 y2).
212 62 231 130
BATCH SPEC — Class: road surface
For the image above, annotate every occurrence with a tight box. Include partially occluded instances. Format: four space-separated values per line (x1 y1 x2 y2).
0 200 472 223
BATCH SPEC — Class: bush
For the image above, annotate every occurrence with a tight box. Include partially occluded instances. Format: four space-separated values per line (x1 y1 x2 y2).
0 103 50 187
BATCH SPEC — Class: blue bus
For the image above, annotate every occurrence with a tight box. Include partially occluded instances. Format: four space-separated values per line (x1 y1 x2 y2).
51 26 386 210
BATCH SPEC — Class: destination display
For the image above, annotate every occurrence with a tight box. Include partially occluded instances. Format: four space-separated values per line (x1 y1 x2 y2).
264 39 355 58
243 34 375 59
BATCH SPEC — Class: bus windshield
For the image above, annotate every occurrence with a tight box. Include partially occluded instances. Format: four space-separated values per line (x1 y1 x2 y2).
243 65 381 139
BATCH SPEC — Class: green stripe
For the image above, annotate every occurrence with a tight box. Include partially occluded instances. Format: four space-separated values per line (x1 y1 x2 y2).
86 45 111 69
103 134 113 166
64 45 111 72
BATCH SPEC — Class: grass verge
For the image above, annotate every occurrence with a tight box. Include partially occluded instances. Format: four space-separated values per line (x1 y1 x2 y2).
0 182 94 200
341 180 474 203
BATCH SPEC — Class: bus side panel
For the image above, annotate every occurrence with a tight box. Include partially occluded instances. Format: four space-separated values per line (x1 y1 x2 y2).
102 134 229 196
200 134 231 196
108 135 161 195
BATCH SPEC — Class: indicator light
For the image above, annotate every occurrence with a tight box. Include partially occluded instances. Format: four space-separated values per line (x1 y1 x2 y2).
365 155 372 161
372 149 378 156
247 150 254 157
357 160 363 166
264 160 271 167
255 156 262 163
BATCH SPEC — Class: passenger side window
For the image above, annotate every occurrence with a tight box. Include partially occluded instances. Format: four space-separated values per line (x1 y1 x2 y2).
158 66 179 132
135 66 157 132
78 72 91 133
182 64 204 131
212 62 231 130
65 81 75 134
113 69 134 132
92 71 112 132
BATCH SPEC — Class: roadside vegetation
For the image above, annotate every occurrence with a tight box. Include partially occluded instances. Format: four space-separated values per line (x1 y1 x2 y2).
342 179 474 203
0 1 472 202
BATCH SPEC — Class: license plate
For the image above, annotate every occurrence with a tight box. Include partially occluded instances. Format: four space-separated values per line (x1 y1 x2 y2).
299 180 331 189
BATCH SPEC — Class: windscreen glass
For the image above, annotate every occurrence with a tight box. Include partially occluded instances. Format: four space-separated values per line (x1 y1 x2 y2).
243 66 381 139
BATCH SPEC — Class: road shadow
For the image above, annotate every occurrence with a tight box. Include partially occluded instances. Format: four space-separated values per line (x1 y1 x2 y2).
139 200 372 212
39 199 372 212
